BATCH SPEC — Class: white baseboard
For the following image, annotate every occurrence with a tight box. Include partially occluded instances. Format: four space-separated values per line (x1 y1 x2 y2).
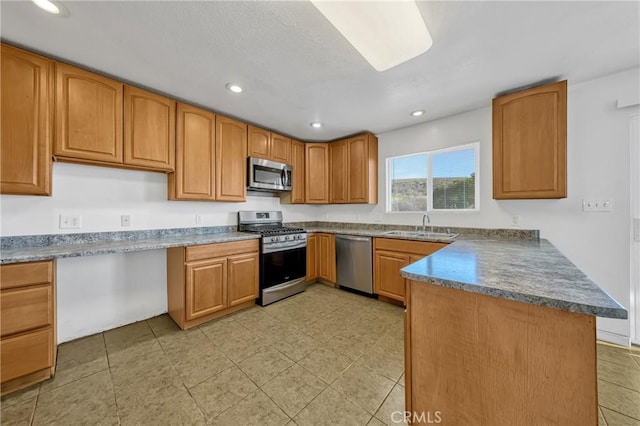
597 329 631 347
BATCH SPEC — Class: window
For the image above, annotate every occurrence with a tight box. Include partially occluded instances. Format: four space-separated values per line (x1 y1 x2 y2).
387 142 479 212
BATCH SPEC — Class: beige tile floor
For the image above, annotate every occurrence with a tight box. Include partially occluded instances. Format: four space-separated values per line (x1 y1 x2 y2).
1 283 639 426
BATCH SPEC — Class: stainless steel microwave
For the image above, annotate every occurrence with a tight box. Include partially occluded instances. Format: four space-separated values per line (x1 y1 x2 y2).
247 157 292 192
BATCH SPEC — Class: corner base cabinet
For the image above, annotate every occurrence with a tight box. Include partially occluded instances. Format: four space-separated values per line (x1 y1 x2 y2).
305 233 336 285
1 261 57 396
405 281 597 425
373 238 446 304
167 240 259 329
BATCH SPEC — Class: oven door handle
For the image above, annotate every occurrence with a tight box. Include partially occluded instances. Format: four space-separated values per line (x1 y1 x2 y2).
263 277 306 294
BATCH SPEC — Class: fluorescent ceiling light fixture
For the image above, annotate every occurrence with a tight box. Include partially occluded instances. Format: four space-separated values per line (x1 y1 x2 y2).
410 110 425 117
310 121 323 128
31 0 68 15
310 0 432 72
225 83 243 93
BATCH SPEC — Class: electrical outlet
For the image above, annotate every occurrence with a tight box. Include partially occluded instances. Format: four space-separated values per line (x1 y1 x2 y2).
195 214 201 225
582 199 613 212
121 215 131 227
59 214 82 229
511 216 520 226
372 214 382 222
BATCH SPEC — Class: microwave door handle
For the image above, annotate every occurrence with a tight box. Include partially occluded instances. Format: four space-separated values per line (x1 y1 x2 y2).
280 169 286 187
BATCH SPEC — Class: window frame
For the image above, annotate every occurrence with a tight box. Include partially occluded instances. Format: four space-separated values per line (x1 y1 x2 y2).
386 142 480 213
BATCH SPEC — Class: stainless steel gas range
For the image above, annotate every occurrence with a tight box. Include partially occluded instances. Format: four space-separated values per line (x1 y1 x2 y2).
238 211 307 306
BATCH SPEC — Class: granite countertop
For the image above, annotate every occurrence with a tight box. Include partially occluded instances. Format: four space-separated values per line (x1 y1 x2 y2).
0 229 260 264
400 238 627 319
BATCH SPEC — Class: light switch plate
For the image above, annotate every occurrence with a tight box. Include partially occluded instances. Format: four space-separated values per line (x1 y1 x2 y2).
582 199 613 212
121 215 131 227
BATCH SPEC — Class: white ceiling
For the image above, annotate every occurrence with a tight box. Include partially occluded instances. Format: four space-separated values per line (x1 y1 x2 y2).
2 1 639 141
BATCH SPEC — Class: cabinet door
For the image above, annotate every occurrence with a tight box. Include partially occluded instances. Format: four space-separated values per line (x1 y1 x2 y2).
329 140 348 204
227 253 259 307
248 125 270 160
170 103 216 200
54 62 123 164
318 233 336 283
374 250 411 302
216 116 247 202
493 80 567 199
291 140 306 204
305 143 329 204
185 258 227 321
1 44 52 195
306 234 319 281
124 85 175 171
348 134 377 203
271 133 292 164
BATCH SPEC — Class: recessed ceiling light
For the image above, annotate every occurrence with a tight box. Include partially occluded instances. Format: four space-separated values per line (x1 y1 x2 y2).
310 122 323 129
31 0 71 16
410 110 425 117
225 83 243 93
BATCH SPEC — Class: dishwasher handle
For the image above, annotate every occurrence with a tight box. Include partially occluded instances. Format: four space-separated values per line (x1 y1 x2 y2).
335 235 371 242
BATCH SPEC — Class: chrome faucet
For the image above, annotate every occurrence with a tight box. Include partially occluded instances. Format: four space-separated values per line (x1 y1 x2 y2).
422 214 430 233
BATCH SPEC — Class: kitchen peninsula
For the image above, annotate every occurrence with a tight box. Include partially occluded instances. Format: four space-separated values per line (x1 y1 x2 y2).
401 239 626 425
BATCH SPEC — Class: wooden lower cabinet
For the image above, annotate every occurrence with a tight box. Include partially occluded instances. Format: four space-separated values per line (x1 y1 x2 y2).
167 239 259 329
373 238 446 304
0 260 56 396
405 281 597 425
305 233 335 285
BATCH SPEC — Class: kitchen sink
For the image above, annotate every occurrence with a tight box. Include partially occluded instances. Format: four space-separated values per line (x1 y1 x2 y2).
381 230 458 241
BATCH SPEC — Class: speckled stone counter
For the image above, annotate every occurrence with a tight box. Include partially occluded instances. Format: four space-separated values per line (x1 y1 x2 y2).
400 238 627 319
0 227 260 264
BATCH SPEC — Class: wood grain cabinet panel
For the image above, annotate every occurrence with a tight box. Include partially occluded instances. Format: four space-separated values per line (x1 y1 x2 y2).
347 133 378 204
124 85 175 171
227 253 259 307
167 240 259 330
493 80 567 199
329 140 348 204
290 140 306 204
54 62 123 164
306 233 319 282
1 285 53 337
270 133 291 164
216 116 247 202
169 103 216 200
0 260 56 396
0 44 52 195
248 126 291 164
305 143 329 204
318 233 336 284
373 238 446 304
185 259 226 321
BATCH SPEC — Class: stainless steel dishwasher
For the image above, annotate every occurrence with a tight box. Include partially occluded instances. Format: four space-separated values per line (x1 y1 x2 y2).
335 235 373 294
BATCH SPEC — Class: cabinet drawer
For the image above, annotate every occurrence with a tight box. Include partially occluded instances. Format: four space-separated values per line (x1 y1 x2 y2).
0 261 53 290
186 239 259 262
1 285 53 337
1 327 53 382
373 238 447 256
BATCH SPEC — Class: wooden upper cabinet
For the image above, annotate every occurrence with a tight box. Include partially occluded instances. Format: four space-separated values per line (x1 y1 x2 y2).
290 140 306 204
348 133 378 204
247 126 270 159
270 133 291 164
1 44 52 196
169 103 216 201
247 126 291 164
124 85 175 171
493 80 567 199
216 116 247 202
329 140 348 204
54 62 123 164
305 143 329 204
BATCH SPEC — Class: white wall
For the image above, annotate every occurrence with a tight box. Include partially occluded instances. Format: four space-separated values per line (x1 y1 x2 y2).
0 163 317 342
315 68 640 345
